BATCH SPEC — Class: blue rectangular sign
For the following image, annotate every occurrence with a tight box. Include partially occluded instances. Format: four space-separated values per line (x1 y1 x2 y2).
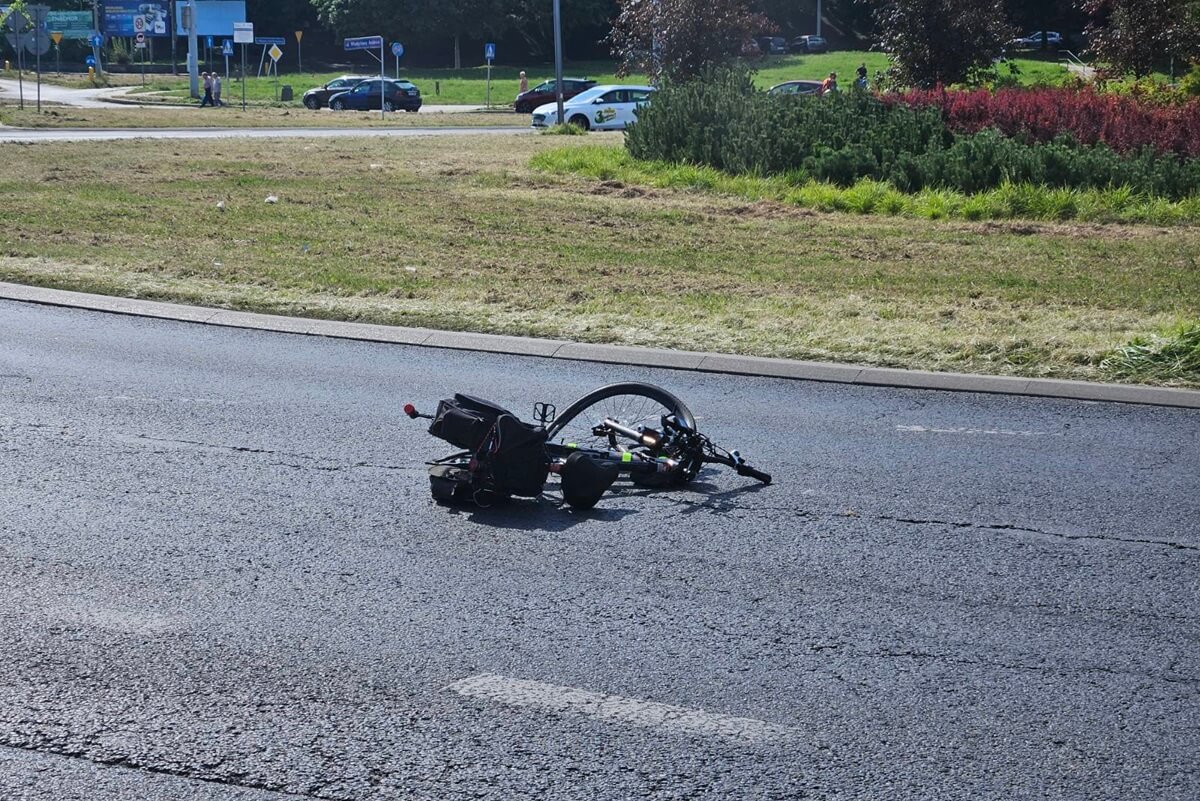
254 36 284 45
173 1 247 37
344 35 382 51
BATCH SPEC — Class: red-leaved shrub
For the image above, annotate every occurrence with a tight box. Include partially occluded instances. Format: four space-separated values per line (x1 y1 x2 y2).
888 87 1200 158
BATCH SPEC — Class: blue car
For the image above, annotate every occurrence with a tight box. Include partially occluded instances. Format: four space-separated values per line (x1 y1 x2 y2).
328 78 422 112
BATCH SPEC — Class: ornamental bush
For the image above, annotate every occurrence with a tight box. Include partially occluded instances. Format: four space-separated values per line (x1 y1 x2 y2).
625 72 1200 199
890 87 1200 158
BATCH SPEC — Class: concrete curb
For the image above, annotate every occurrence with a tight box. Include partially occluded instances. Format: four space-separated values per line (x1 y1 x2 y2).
3 281 1198 410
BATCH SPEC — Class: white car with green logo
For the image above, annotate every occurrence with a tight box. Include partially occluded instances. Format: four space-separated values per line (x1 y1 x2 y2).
530 85 656 131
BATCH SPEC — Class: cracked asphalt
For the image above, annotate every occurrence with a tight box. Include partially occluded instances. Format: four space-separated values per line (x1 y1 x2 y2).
1 299 1198 800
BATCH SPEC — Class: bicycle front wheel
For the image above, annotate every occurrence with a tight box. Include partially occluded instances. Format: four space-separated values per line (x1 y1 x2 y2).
546 382 696 451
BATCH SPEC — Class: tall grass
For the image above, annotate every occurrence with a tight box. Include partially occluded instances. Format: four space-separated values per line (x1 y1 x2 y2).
1101 322 1200 384
531 145 1200 225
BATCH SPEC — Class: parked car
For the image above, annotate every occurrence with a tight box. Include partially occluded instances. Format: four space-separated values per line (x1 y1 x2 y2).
741 38 763 58
514 77 597 114
328 79 422 112
790 35 828 54
756 36 789 56
1011 31 1064 49
767 80 823 96
302 75 370 109
531 85 655 131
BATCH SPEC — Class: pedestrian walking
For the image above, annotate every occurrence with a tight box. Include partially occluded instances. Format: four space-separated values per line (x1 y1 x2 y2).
213 73 223 106
519 70 528 94
200 72 214 107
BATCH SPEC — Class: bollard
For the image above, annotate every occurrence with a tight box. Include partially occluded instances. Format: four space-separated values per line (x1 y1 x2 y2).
435 80 440 96
4 60 9 71
88 66 95 79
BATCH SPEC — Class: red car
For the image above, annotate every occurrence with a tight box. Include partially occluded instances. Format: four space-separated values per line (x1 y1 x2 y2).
514 77 597 114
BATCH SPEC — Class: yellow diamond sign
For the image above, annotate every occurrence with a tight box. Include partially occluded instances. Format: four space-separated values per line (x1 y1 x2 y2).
268 44 283 62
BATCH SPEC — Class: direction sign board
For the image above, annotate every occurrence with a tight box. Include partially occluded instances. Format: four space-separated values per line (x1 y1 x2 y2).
391 41 404 58
89 32 104 47
268 43 282 62
254 36 284 45
232 22 253 44
85 54 96 66
4 9 29 32
206 35 213 48
344 35 382 51
484 42 496 61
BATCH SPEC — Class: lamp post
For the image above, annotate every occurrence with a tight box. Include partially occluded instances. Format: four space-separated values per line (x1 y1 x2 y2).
816 0 822 38
553 0 564 125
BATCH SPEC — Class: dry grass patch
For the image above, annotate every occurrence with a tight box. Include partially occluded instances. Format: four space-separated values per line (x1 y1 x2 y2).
0 132 1197 385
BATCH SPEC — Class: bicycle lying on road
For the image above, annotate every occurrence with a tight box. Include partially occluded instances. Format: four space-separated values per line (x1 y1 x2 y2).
405 382 772 510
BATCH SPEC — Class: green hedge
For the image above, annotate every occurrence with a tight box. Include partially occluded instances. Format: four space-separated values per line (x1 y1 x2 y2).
625 70 1200 200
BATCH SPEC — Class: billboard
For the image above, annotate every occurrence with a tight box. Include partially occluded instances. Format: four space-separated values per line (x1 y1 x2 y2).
174 1 247 37
46 11 95 39
103 2 170 36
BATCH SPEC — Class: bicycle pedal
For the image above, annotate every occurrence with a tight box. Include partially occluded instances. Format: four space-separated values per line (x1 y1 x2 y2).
533 402 557 425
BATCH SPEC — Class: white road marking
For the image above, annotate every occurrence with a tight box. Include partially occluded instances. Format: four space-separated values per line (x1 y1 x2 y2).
896 425 1060 437
445 673 794 744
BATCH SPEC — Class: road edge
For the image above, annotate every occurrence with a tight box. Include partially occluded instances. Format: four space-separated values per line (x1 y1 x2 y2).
3 281 1198 409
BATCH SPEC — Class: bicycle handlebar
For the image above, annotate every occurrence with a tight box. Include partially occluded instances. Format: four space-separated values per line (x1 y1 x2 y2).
735 464 772 485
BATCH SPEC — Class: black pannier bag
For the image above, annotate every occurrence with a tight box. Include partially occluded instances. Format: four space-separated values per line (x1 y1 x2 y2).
481 413 550 497
428 393 512 451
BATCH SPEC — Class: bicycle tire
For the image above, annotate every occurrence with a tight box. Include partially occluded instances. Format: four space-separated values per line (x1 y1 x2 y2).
546 383 699 483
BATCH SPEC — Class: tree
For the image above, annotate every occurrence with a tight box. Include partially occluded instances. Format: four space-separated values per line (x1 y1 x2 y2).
1079 0 1200 77
610 0 770 81
874 0 1014 88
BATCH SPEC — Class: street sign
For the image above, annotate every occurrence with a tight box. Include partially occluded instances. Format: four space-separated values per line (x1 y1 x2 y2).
232 22 253 45
89 32 103 48
484 42 496 61
49 30 62 44
344 35 382 51
294 30 302 42
222 39 233 56
132 15 145 33
254 36 284 45
5 9 29 32
391 42 404 58
85 54 95 66
268 44 282 62
206 35 213 48
134 40 145 49
135 31 145 45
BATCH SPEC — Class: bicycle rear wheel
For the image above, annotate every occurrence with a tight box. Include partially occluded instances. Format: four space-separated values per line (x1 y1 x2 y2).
546 382 696 453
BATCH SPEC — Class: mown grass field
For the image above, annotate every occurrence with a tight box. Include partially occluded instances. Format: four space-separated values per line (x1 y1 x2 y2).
0 104 517 129
0 132 1196 386
28 52 1078 107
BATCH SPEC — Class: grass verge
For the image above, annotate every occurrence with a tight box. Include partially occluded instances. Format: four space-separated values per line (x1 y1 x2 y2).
0 105 519 129
532 144 1200 226
0 133 1197 387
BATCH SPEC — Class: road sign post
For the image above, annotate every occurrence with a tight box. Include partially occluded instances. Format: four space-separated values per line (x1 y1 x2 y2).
50 31 62 75
391 41 404 79
484 42 495 109
6 10 30 110
295 30 303 73
268 44 283 100
233 22 253 111
344 35 385 120
222 39 233 80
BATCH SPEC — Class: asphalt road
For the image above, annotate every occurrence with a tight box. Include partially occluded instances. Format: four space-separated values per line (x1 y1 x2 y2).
1 299 1197 800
